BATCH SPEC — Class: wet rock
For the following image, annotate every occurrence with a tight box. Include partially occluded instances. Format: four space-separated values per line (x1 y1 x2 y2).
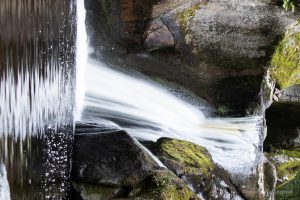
144 18 175 51
143 138 244 200
229 157 277 200
72 122 161 186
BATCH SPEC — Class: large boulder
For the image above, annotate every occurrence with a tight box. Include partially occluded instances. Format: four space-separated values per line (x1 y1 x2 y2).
143 138 245 200
72 122 161 186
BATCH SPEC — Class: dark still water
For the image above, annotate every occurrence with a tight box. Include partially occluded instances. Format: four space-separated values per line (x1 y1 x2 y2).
0 0 76 199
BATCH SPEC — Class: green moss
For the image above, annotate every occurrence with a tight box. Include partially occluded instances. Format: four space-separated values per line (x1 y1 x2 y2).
267 148 300 188
275 149 300 159
270 32 300 89
277 160 300 186
217 105 231 115
282 0 296 12
276 173 300 200
153 138 214 175
179 3 201 33
132 170 199 200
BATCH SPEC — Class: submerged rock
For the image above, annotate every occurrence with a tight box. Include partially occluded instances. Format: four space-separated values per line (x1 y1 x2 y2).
72 122 161 186
143 138 244 200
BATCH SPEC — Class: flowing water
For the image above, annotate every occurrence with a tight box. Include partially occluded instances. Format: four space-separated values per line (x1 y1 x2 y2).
81 59 264 173
0 0 76 199
75 0 264 174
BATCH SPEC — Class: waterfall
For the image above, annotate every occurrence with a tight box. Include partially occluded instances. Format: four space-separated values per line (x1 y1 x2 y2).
0 0 76 199
81 59 263 173
76 0 264 173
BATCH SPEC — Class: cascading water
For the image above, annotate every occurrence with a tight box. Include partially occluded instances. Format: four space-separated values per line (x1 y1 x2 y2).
81 60 263 173
0 0 76 199
76 4 264 174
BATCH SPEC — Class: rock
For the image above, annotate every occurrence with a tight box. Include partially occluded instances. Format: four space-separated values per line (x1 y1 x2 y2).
266 148 300 198
275 172 300 199
184 0 299 69
270 22 300 89
72 122 161 186
72 169 201 200
229 157 277 200
143 138 244 200
144 18 175 51
278 84 300 102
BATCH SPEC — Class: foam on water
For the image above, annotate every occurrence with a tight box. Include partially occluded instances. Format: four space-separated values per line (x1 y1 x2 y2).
81 60 263 173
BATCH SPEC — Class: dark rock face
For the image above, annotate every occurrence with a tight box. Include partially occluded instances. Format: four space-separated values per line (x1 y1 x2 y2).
264 102 300 150
72 123 160 186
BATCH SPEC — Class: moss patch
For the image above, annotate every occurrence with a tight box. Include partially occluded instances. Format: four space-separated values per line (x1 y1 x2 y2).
270 31 300 89
266 148 300 188
276 173 300 200
131 170 199 200
179 3 201 32
151 138 214 175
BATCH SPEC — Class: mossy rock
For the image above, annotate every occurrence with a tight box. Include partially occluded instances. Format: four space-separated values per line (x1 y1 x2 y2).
72 170 200 200
270 26 300 89
266 148 300 188
148 138 214 176
130 170 200 200
275 173 300 200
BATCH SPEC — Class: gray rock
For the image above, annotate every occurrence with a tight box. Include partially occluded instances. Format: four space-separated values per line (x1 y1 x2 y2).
144 18 175 51
278 84 300 102
187 0 299 68
229 157 277 200
72 122 161 186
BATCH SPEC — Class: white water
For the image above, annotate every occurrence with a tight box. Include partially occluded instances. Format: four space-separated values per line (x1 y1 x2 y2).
75 0 263 173
75 0 88 121
81 60 263 173
0 164 10 200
